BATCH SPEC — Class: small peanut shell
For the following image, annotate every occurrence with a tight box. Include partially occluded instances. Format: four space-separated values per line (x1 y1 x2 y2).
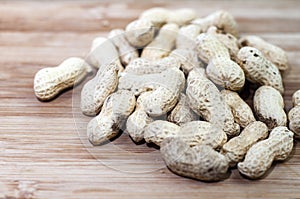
192 10 239 37
139 7 170 27
221 121 269 167
186 68 240 137
239 35 288 71
176 24 201 50
292 90 300 106
108 29 139 66
34 57 92 101
167 93 199 126
254 86 287 130
87 90 136 146
141 23 179 60
161 137 229 181
237 47 284 94
167 8 197 26
80 62 119 116
288 90 300 137
238 126 294 179
125 19 155 48
221 90 256 128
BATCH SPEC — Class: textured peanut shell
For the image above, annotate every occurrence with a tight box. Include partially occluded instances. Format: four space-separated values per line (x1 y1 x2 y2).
207 26 239 60
238 126 294 179
125 19 155 48
161 137 229 181
292 90 300 106
87 37 122 70
124 57 180 75
221 121 268 167
167 93 199 126
176 24 201 50
87 90 136 146
206 56 245 91
254 86 287 130
288 106 300 137
237 47 284 94
195 33 229 63
186 68 240 137
239 35 288 71
170 49 204 75
141 23 179 60
221 90 256 128
80 62 119 116
191 10 238 37
34 57 92 101
108 29 139 66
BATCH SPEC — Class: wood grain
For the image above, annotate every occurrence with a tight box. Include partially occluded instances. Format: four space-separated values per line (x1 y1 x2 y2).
0 0 300 198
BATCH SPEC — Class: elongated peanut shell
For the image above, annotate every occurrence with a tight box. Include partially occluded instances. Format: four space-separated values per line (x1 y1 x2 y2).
221 121 268 167
238 126 294 179
239 35 288 70
254 86 287 130
34 57 92 101
237 47 284 94
221 90 256 128
161 137 229 181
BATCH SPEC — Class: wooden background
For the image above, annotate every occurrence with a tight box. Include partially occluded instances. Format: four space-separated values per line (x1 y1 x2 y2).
1 0 300 198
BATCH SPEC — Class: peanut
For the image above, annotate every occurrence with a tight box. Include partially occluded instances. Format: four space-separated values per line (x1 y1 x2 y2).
221 121 269 167
237 126 294 179
160 137 229 181
34 57 92 101
221 90 256 128
192 10 238 37
80 62 119 116
167 93 199 126
237 46 284 94
139 7 170 27
108 29 139 66
239 35 288 70
144 120 227 149
87 90 136 146
288 90 300 137
125 19 155 48
176 24 201 50
141 23 179 60
196 33 245 91
186 68 240 137
124 56 180 75
254 86 287 130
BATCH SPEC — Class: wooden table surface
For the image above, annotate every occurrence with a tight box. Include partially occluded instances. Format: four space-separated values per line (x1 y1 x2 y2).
1 0 300 198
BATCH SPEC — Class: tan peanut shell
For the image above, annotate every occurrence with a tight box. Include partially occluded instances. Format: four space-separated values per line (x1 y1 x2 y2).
239 35 288 71
144 120 227 149
254 86 287 130
221 121 269 167
176 24 201 49
292 90 300 106
186 68 240 137
87 37 123 70
108 29 139 66
237 47 284 94
141 23 179 60
192 10 239 37
170 49 204 75
288 90 300 137
161 137 229 181
124 56 180 75
34 57 92 101
80 62 119 116
167 93 199 126
207 26 239 60
221 90 256 128
125 19 155 48
238 126 294 179
87 90 136 146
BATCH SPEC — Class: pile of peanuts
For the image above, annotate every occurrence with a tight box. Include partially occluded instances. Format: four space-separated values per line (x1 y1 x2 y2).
34 8 300 181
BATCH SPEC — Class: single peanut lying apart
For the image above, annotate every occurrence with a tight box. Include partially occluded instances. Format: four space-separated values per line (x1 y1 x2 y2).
34 57 92 101
288 90 300 137
238 126 294 179
161 137 229 181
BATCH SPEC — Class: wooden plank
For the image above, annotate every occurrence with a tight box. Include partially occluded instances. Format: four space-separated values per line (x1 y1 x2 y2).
0 0 300 198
